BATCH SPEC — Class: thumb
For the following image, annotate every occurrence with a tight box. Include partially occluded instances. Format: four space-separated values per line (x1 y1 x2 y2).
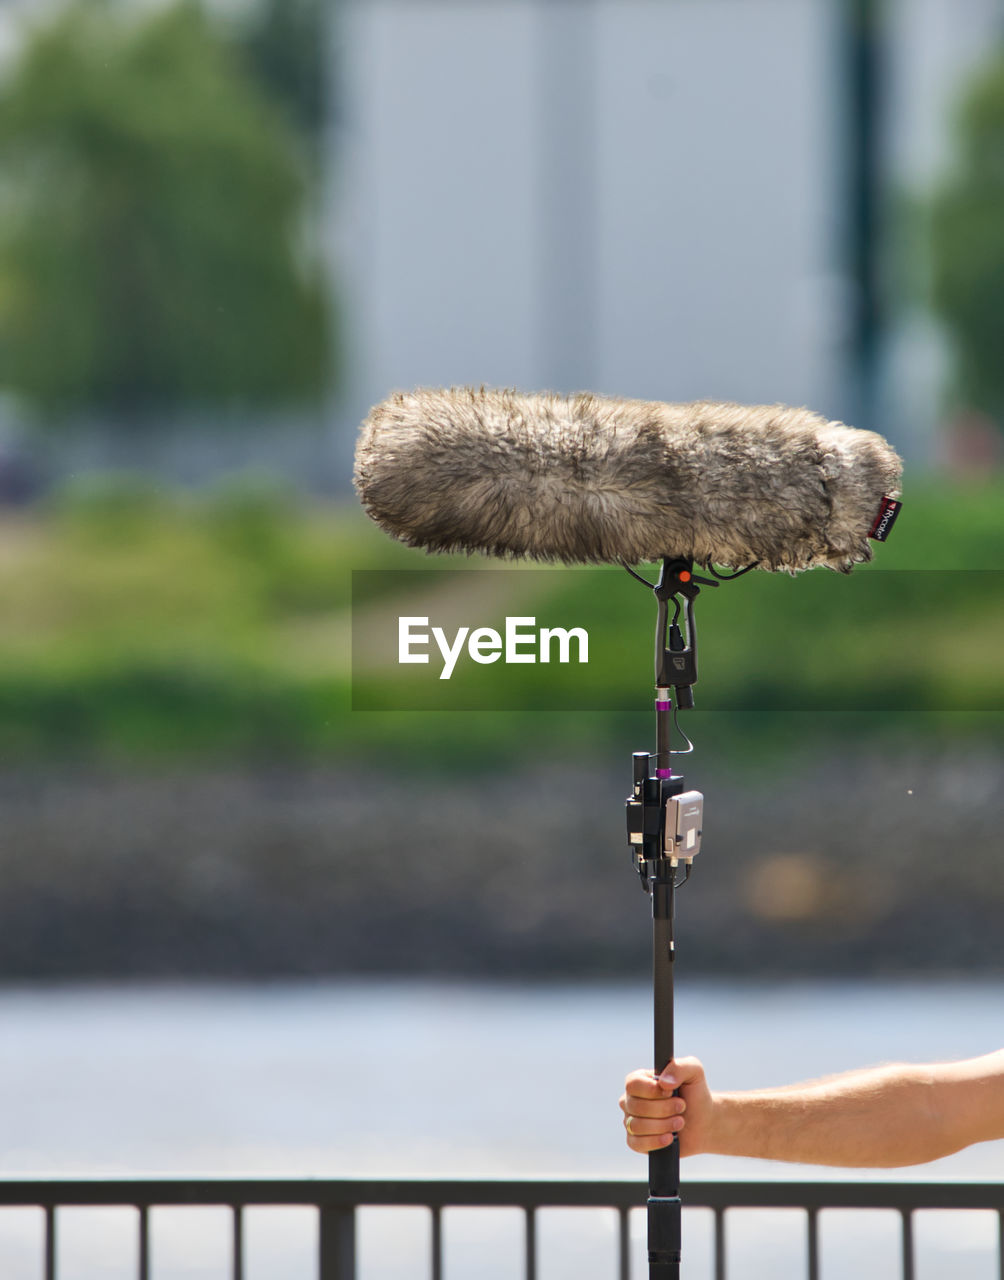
658 1056 705 1090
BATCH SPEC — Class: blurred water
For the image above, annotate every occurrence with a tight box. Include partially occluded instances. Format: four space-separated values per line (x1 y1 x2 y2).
0 978 1001 1278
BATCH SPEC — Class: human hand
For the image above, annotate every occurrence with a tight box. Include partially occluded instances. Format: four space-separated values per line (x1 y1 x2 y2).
619 1056 714 1157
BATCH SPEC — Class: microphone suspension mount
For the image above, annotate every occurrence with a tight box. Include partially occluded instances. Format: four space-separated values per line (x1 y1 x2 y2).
653 557 718 709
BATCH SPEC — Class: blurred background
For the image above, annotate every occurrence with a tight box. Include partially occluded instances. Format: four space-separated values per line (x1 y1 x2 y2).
0 0 999 980
0 0 1002 1274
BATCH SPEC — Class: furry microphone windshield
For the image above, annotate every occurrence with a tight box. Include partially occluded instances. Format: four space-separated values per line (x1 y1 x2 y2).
354 387 903 572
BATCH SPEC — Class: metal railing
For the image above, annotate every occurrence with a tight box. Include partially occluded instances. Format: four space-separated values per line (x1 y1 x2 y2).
0 1175 1002 1279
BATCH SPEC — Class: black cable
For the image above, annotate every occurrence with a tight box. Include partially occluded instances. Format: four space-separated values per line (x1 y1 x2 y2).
670 706 694 755
620 561 656 589
706 561 759 580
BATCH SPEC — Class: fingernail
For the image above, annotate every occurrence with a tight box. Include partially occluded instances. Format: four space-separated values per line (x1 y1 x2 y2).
659 1074 676 1088
661 1133 675 1146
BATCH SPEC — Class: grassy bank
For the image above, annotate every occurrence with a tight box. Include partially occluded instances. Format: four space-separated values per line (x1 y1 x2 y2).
0 475 1000 768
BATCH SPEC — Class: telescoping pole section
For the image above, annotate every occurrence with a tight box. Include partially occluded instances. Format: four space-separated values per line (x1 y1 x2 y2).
626 704 685 1279
625 557 711 1280
648 696 682 1279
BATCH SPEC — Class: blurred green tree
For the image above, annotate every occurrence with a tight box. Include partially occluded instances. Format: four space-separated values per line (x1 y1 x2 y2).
0 0 334 420
930 50 1004 429
238 0 329 164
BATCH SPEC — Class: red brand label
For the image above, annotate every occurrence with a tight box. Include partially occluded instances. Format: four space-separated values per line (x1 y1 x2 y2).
868 496 902 542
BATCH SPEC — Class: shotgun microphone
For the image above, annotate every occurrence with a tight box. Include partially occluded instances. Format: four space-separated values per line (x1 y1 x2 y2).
354 387 902 572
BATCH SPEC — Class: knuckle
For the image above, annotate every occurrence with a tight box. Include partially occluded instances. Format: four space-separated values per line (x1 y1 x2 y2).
625 1073 652 1095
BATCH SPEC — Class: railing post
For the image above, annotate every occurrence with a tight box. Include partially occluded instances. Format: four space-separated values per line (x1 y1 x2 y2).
44 1205 55 1280
901 1209 914 1280
524 1206 537 1280
431 1205 443 1280
137 1206 150 1280
998 1209 1004 1280
714 1207 726 1280
319 1206 356 1280
232 1205 244 1280
619 1206 631 1280
806 1207 819 1280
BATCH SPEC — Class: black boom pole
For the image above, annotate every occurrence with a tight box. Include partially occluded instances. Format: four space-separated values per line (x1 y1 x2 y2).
625 558 711 1279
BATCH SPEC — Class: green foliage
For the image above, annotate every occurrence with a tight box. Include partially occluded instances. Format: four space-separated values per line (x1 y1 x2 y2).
0 0 333 417
930 48 1004 423
46 471 169 540
237 0 328 157
201 473 297 560
0 480 1000 769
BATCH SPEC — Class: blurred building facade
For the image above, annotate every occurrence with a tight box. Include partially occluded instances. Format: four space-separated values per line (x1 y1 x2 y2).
0 0 1000 488
328 0 1004 483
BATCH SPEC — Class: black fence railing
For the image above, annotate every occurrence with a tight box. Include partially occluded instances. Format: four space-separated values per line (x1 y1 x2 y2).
0 1176 1002 1280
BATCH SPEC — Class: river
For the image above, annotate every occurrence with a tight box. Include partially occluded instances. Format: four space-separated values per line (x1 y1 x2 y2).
0 978 1001 1278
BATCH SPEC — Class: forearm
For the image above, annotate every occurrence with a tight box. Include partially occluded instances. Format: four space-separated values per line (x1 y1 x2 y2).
705 1063 948 1168
625 1051 1004 1168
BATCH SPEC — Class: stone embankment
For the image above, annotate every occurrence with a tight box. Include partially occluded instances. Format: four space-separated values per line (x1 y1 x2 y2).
1 747 1000 979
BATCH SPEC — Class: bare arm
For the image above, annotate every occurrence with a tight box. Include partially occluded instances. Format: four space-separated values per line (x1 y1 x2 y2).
620 1051 1004 1168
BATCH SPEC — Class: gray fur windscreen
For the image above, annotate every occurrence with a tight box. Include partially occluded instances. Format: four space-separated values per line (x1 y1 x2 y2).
354 388 903 572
